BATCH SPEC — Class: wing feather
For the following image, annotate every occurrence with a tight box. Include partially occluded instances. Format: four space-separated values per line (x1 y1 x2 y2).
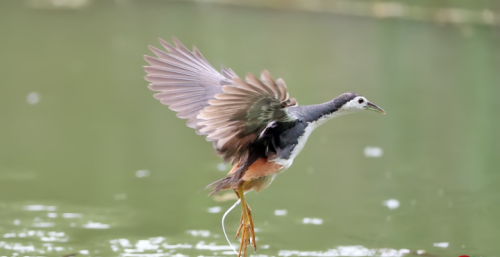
145 38 297 163
197 71 297 163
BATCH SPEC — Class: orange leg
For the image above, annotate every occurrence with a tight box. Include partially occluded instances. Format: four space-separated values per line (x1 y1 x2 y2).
235 182 256 257
235 202 256 251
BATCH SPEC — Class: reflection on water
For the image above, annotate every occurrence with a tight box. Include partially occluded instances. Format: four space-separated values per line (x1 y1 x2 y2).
279 247 412 257
0 201 441 256
0 202 130 255
1 0 499 256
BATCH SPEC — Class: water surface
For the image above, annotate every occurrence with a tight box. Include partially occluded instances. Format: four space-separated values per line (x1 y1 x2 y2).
1 1 499 256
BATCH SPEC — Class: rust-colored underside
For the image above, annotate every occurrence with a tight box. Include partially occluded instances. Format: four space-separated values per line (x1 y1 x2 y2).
211 157 283 192
229 158 283 180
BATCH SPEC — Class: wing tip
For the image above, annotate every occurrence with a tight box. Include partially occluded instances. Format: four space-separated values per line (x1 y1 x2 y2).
144 55 161 66
147 84 160 92
172 36 182 47
148 45 159 52
276 78 286 87
159 37 175 51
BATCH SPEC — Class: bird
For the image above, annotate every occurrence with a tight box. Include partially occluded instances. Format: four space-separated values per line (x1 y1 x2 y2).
143 37 385 257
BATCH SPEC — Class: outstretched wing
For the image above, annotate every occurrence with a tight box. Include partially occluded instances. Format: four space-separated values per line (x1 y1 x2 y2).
198 71 298 163
144 38 297 163
144 37 237 133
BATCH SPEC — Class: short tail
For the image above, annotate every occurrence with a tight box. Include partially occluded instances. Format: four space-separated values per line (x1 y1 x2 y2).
205 177 232 195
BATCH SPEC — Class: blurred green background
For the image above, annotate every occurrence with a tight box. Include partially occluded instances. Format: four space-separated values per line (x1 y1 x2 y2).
0 0 499 256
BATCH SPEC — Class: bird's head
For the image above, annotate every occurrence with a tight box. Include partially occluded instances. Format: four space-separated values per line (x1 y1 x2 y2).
335 92 385 114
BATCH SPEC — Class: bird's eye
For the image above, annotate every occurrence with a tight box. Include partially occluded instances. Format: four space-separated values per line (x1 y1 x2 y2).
358 99 364 104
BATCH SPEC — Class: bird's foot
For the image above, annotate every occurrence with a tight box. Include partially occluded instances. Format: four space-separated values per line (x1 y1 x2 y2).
236 204 256 257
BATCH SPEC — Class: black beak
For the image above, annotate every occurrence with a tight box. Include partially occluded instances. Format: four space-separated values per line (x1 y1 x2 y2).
366 102 385 114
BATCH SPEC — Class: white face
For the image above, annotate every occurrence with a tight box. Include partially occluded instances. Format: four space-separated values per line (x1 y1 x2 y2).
340 96 368 112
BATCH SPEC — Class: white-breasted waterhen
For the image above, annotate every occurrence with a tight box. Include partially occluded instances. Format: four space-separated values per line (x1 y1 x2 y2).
143 38 385 257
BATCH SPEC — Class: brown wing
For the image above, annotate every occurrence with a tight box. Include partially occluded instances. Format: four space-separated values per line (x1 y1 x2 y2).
145 38 297 163
144 37 237 133
198 71 298 163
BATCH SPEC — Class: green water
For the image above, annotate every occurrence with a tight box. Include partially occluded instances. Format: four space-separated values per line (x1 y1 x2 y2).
1 1 500 256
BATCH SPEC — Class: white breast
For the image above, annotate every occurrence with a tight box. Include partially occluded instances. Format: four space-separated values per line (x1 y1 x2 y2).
270 110 347 171
272 124 314 169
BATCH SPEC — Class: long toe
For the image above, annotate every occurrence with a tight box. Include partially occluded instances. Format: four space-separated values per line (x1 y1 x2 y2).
237 225 246 257
238 225 251 257
235 213 244 238
246 205 257 251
